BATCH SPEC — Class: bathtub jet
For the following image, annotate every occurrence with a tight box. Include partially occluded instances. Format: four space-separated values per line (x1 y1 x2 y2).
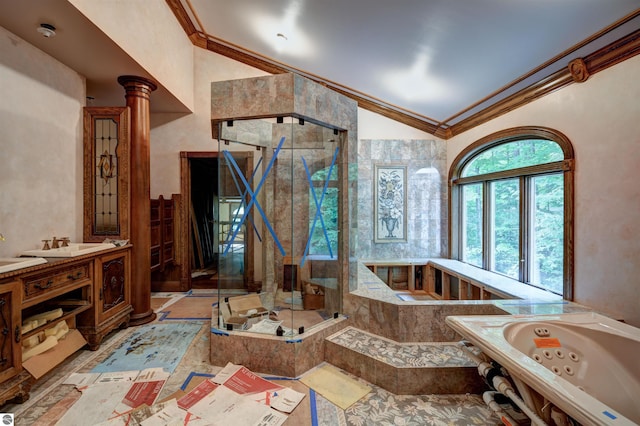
446 312 640 426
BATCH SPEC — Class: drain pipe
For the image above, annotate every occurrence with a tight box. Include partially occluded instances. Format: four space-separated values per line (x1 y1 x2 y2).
458 342 549 426
483 391 518 426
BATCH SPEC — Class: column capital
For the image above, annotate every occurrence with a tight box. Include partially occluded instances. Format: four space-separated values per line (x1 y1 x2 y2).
117 75 158 97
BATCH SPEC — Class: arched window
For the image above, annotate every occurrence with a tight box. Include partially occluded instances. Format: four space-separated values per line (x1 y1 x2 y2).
449 127 574 298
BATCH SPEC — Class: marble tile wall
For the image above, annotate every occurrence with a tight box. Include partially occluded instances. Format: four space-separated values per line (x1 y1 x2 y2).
209 316 350 378
211 73 358 309
357 139 447 260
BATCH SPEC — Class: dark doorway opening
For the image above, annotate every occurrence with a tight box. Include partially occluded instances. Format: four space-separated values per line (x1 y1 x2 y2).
189 157 218 288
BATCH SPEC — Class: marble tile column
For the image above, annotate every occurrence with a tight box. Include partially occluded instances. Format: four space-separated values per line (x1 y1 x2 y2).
118 75 157 326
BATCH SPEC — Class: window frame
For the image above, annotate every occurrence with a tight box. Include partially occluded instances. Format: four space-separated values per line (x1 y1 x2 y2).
449 127 575 299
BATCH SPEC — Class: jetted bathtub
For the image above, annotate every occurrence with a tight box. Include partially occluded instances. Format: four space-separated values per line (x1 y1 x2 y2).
446 312 640 425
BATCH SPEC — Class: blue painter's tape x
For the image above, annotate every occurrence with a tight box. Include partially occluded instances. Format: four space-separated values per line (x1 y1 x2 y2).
222 136 287 256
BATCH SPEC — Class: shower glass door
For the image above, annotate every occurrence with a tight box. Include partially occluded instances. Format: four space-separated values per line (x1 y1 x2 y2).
215 116 343 337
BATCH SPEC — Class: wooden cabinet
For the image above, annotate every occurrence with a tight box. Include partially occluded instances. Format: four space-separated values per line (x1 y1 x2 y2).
77 247 132 350
150 195 176 272
0 280 31 405
0 246 132 406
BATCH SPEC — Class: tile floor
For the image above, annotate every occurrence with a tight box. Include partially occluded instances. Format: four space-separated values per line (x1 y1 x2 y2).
3 293 501 425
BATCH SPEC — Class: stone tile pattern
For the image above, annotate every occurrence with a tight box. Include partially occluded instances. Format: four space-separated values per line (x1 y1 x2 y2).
211 73 358 310
357 139 447 259
325 326 487 395
210 314 351 378
344 263 507 342
344 388 499 426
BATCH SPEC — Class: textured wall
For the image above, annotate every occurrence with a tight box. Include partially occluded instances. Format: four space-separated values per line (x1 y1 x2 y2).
0 25 85 257
447 55 640 327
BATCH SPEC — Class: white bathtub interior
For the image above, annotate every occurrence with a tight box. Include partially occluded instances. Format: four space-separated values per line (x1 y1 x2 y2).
446 312 640 426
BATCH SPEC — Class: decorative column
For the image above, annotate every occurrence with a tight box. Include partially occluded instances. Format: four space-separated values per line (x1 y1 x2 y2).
118 75 157 326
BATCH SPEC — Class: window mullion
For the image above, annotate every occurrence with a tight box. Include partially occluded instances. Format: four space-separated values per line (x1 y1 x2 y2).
520 176 529 283
482 181 490 270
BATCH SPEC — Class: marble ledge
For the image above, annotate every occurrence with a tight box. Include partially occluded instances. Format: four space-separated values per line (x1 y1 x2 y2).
352 261 601 318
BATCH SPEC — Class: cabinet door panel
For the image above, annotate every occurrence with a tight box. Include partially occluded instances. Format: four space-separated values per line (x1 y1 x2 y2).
101 256 126 312
0 281 20 383
95 250 131 326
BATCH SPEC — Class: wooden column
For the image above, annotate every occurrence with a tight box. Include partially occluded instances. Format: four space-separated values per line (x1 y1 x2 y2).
118 75 157 326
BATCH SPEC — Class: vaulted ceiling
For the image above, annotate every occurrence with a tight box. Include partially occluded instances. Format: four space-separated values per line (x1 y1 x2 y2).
1 1 639 138
168 0 640 137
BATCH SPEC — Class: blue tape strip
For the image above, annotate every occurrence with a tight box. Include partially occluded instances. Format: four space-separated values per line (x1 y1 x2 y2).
224 151 284 255
300 146 339 267
211 328 229 336
222 138 286 255
602 411 617 420
301 157 333 260
180 372 215 391
309 389 318 426
223 155 263 244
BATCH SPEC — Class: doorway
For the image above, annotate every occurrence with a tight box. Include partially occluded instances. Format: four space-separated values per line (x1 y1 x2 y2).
180 152 254 290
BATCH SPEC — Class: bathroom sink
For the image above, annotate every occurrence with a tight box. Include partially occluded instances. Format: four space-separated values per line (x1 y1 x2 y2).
0 257 47 273
21 242 116 258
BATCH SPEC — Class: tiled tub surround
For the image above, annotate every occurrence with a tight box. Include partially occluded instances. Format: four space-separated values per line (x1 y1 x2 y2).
345 261 602 343
325 326 487 395
208 259 599 380
345 263 507 342
209 313 350 378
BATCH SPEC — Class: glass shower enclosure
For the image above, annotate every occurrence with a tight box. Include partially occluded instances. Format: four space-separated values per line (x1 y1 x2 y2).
214 116 344 336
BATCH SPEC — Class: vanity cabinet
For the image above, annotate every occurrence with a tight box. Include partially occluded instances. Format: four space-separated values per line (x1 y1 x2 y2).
77 248 132 350
0 246 133 406
0 280 31 405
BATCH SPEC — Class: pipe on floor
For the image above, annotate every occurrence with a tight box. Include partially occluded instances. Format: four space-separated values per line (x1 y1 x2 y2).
483 391 518 426
458 341 549 426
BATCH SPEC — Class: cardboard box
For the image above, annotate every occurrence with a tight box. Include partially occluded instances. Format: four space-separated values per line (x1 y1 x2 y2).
303 293 324 310
23 329 87 379
219 294 268 330
219 301 248 330
303 282 325 310
227 294 268 318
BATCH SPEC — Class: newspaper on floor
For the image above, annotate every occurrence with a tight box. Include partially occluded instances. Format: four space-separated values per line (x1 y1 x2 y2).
55 367 170 425
247 319 296 336
188 385 287 425
178 363 305 423
59 363 304 425
64 370 140 386
247 319 283 334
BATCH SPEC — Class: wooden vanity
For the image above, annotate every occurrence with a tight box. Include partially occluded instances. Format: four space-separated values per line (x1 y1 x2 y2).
0 245 132 405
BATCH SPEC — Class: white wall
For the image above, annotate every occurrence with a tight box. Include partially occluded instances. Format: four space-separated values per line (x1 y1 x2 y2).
69 0 195 111
0 25 86 257
358 109 439 140
150 48 268 197
448 55 640 327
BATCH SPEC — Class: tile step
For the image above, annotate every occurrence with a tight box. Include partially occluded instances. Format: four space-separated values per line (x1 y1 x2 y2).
324 326 488 395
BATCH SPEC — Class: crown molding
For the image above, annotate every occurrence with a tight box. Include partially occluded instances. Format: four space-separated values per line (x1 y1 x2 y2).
166 1 640 139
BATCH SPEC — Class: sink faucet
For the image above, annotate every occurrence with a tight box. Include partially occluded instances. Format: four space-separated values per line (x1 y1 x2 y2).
51 236 60 249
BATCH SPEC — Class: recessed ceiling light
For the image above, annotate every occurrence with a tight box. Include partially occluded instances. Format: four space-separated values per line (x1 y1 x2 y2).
37 23 56 38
